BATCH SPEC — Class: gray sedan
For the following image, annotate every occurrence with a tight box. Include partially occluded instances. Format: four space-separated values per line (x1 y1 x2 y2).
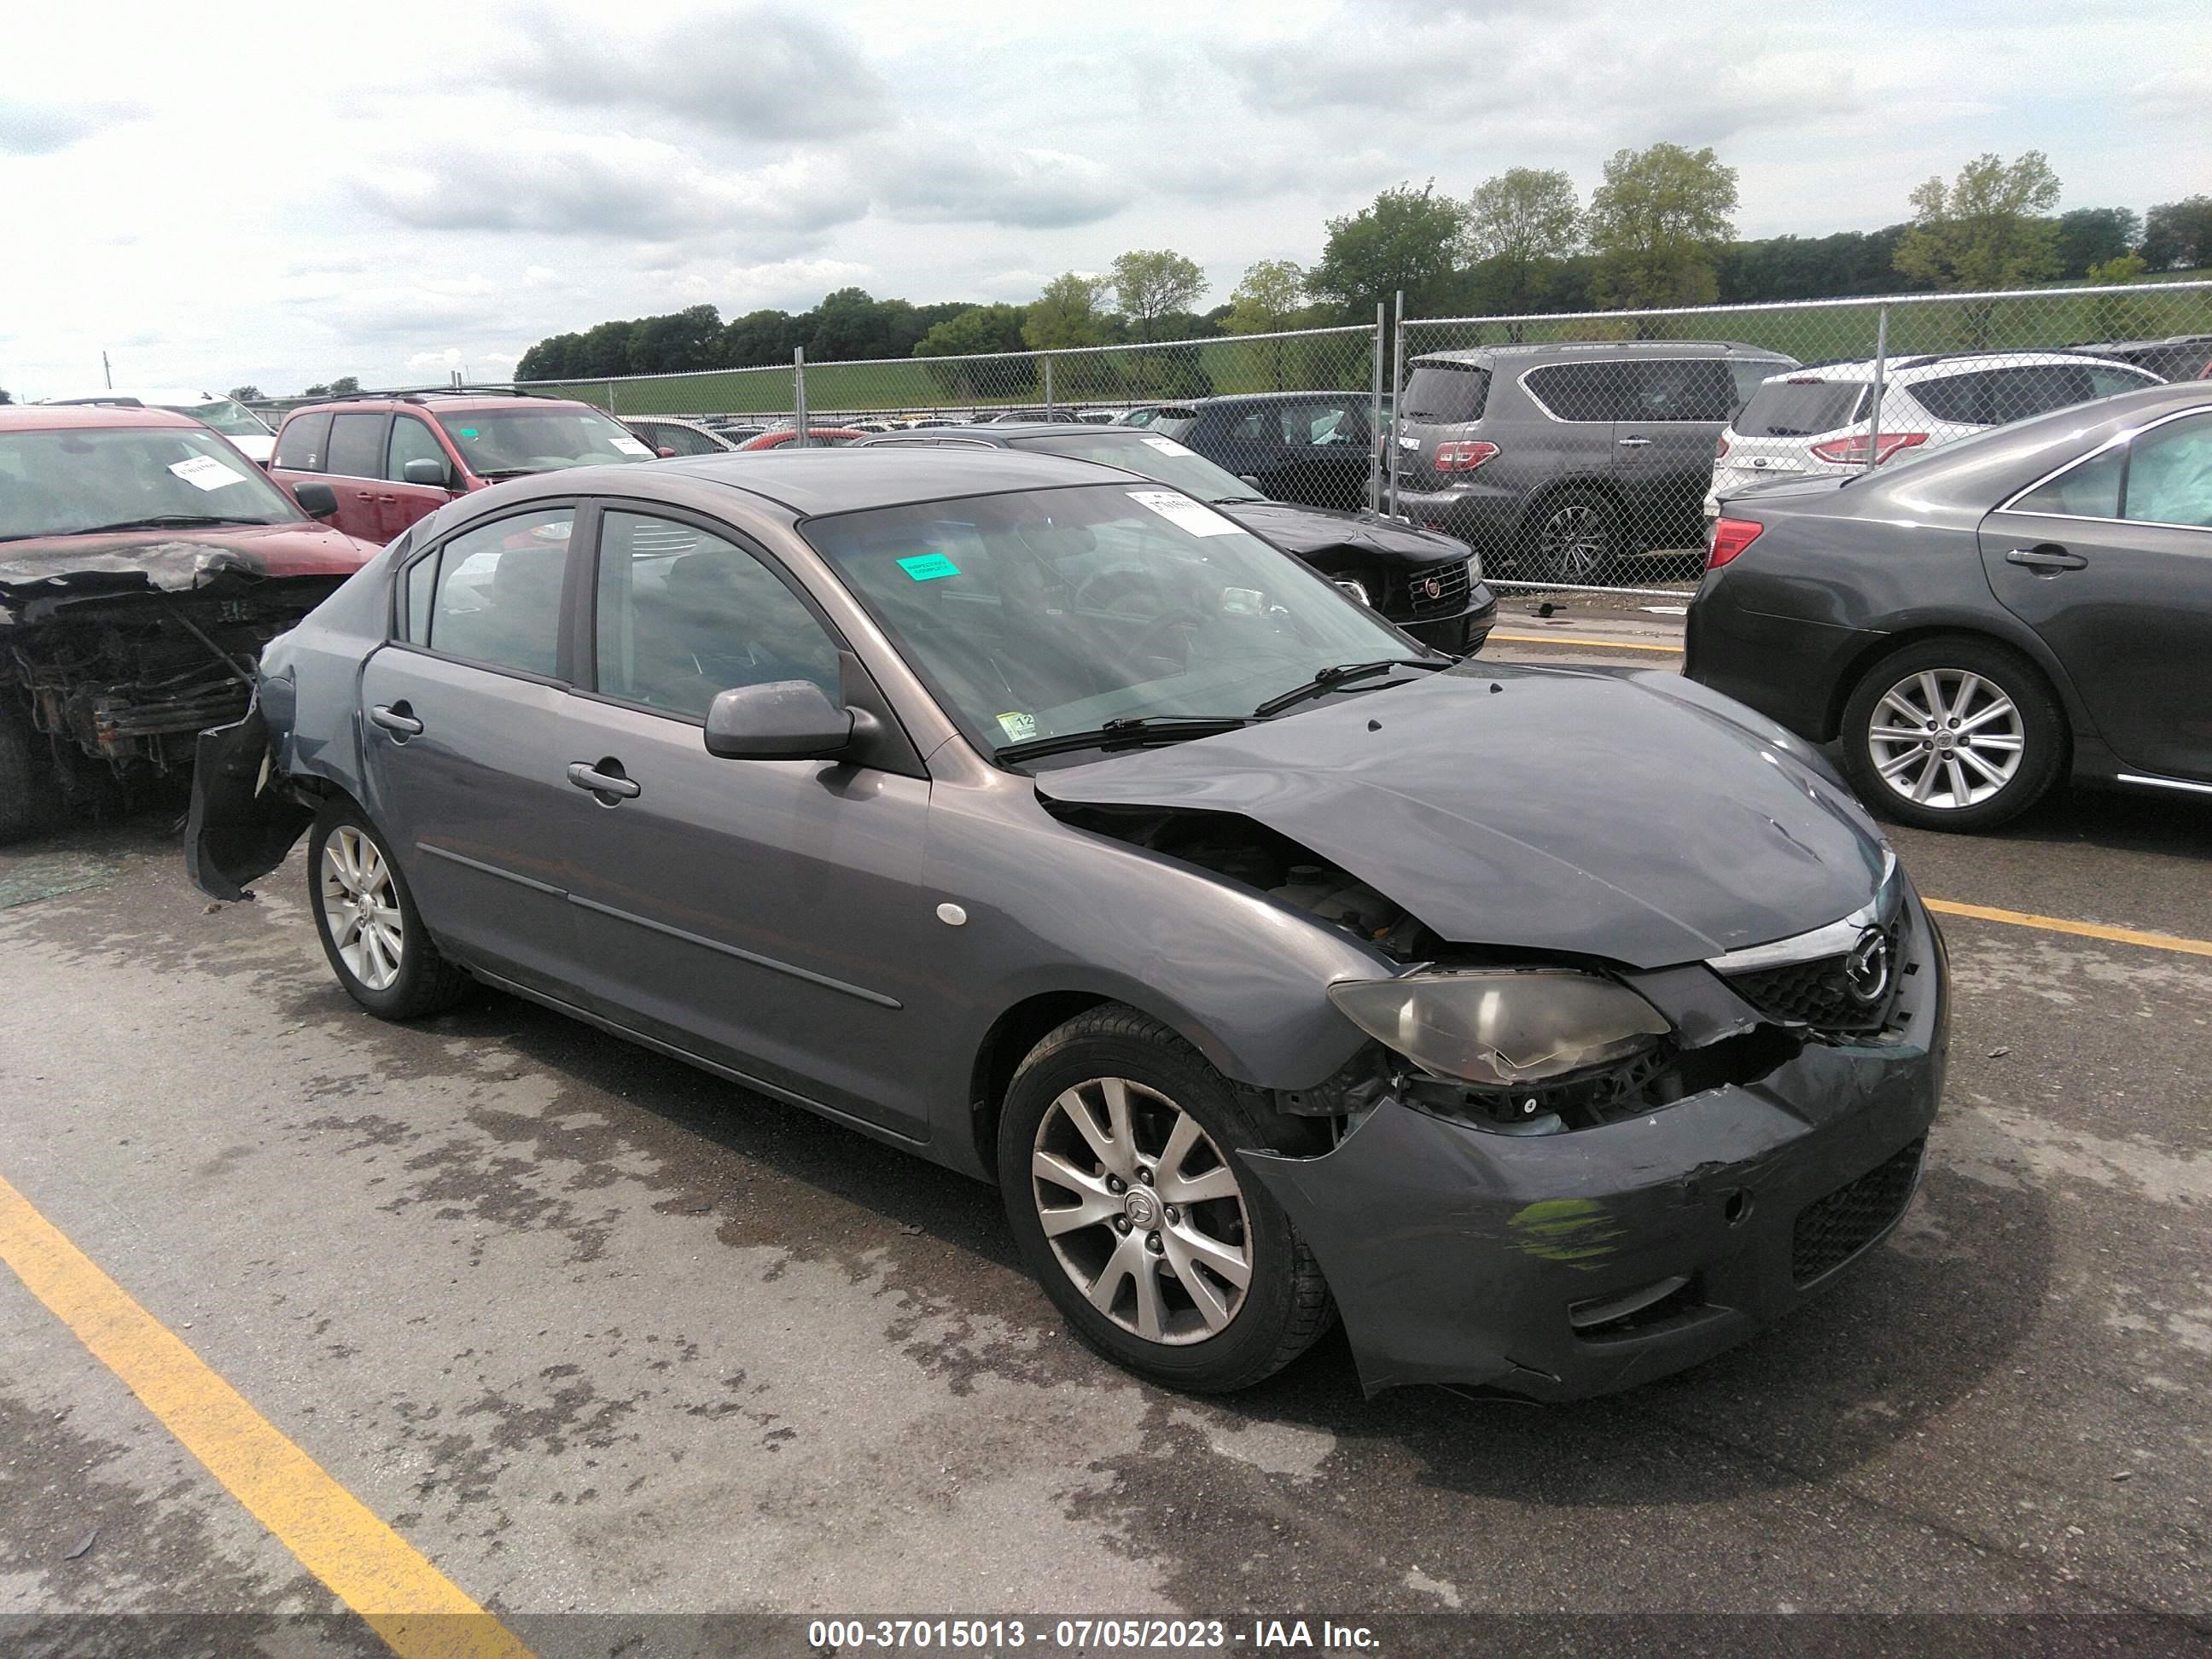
189 449 1947 1398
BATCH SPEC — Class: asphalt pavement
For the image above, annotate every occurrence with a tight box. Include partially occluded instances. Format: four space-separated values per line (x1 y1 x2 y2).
1 613 2207 1654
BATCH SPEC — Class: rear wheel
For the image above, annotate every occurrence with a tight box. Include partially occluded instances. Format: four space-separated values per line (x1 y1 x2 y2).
1841 637 2065 832
998 1006 1334 1393
1526 489 1619 584
307 800 472 1018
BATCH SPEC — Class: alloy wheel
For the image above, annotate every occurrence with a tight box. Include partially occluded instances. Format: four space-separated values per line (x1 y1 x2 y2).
1866 668 2025 811
1539 503 1610 579
1030 1077 1253 1346
319 826 405 991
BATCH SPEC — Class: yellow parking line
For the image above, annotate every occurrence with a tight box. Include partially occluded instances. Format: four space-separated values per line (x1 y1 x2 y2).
0 1171 534 1659
1489 631 1683 654
1924 899 2212 959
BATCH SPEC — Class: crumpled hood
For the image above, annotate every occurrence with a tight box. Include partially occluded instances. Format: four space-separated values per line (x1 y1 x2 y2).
1035 664 1889 969
1217 501 1470 569
0 521 378 598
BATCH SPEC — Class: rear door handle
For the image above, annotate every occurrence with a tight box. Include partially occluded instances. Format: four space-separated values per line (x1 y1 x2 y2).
566 762 641 800
2005 546 2087 573
1616 435 1652 447
370 703 423 736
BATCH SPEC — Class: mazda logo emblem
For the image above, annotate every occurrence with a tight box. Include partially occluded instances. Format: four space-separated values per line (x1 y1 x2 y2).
1843 928 1892 1005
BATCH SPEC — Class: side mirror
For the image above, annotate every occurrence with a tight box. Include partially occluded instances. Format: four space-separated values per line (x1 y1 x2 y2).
656 445 678 458
1239 474 1263 490
703 680 854 760
402 457 451 488
293 480 339 519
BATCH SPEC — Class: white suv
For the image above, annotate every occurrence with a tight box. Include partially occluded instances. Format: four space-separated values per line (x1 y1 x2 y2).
1704 351 2162 521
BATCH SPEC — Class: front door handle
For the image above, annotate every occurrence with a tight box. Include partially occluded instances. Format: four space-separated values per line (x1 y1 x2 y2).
566 761 641 800
370 703 423 736
2005 546 2087 573
1615 435 1653 447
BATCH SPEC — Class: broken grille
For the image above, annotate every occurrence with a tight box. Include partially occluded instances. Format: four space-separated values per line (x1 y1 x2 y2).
1722 927 1901 1039
1791 1139 1924 1286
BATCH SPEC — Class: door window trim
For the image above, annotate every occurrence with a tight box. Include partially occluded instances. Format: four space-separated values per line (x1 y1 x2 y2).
385 498 594 689
1995 407 2212 533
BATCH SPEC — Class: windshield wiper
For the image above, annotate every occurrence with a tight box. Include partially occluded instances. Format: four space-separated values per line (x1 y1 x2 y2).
996 714 1251 765
71 515 275 533
474 467 542 480
1252 658 1441 719
1208 494 1271 505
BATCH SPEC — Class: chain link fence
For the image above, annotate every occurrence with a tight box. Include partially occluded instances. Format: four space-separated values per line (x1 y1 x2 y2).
1397 280 2212 595
507 281 2211 597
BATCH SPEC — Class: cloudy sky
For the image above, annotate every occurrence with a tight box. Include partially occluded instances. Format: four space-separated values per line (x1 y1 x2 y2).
3 0 2204 398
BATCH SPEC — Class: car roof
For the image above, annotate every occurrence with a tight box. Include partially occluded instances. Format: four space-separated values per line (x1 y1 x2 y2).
0 404 201 432
42 387 222 405
1752 350 2150 387
483 447 1128 519
1412 341 1791 367
863 423 1159 443
285 393 597 416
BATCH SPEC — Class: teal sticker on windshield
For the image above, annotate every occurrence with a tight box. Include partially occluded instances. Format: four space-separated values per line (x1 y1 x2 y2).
457 428 479 438
898 553 961 581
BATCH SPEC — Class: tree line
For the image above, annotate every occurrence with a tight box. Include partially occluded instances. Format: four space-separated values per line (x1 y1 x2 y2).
485 149 2207 387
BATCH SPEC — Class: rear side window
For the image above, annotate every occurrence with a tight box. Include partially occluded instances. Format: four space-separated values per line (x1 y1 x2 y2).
1400 364 1491 424
1523 362 1636 422
1726 358 1792 406
1736 379 1868 437
422 509 574 678
1911 364 2150 428
326 412 388 478
274 410 332 471
1628 358 1741 422
2011 444 2125 520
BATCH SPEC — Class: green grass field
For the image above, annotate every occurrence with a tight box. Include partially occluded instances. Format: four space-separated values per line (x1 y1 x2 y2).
535 278 2212 419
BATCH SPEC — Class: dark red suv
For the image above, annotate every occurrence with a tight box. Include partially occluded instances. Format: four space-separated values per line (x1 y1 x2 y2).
269 390 655 544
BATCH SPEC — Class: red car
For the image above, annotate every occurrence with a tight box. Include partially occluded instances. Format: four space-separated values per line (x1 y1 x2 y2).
268 390 655 544
733 428 869 451
0 405 379 840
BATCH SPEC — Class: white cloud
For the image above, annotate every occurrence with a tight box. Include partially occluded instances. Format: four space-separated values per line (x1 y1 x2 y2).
0 96 143 154
873 142 1132 230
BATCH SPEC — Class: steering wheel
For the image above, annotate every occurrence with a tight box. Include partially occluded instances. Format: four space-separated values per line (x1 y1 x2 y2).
1126 608 1209 667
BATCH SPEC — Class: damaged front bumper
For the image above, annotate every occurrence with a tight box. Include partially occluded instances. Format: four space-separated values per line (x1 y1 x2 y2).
1243 900 1949 1400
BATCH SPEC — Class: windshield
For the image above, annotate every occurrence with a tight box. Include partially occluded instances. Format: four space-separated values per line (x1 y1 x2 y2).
801 483 1412 760
0 426 303 541
162 398 271 438
1008 431 1262 503
439 407 653 475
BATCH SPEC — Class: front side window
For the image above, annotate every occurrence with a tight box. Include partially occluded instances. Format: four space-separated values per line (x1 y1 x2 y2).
274 410 332 471
801 483 1411 757
592 512 838 719
438 407 653 480
0 425 303 541
421 509 573 677
161 398 271 438
387 416 449 485
2123 416 2212 529
326 412 388 478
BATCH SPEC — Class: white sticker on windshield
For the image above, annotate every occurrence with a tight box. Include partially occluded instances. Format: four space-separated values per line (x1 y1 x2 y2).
1127 490 1239 537
1139 436 1193 456
608 434 654 457
169 454 247 492
996 711 1039 743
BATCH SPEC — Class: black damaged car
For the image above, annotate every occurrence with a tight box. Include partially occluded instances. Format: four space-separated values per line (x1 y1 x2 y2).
853 423 1493 655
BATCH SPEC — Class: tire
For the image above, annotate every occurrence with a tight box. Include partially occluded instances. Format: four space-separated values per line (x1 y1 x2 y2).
1841 637 2066 833
306 800 472 1018
0 703 64 845
997 1005 1335 1393
1524 488 1619 584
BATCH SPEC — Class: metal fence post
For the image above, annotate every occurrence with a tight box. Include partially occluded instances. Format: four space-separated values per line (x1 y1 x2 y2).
792 346 807 450
1387 290 1405 520
605 379 615 416
1863 307 1889 473
1045 355 1055 419
1370 303 1385 515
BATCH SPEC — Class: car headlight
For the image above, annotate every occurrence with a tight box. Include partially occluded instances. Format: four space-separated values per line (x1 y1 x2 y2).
1327 969 1670 1087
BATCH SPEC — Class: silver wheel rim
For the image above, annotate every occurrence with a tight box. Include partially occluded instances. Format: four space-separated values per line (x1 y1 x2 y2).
320 826 405 992
1031 1077 1252 1347
1540 503 1608 578
1866 668 2025 811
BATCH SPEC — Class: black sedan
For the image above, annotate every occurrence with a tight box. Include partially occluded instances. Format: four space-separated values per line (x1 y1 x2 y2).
854 423 1493 655
1687 381 2212 831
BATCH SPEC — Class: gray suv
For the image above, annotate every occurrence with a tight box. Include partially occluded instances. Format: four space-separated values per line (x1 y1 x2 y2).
1393 341 1795 582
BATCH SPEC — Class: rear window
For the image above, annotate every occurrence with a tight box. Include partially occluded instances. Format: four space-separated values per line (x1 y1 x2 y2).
1400 364 1491 424
1735 379 1868 437
1911 364 2157 428
274 410 332 471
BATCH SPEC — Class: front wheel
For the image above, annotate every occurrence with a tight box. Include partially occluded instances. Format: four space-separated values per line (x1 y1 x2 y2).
307 800 472 1018
998 1006 1334 1393
1840 637 2066 832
